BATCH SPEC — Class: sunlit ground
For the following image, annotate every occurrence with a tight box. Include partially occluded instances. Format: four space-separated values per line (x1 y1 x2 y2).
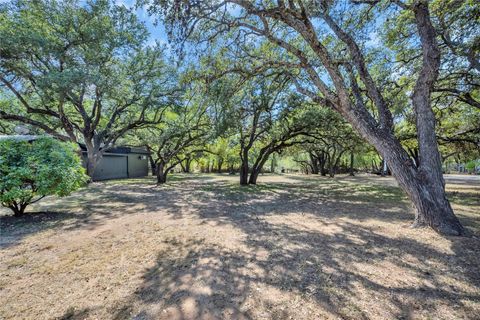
1 174 479 319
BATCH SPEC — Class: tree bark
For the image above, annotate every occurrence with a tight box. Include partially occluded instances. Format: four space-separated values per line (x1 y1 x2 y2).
248 157 268 184
328 164 335 177
149 155 157 175
217 158 223 173
184 157 192 173
376 137 463 235
309 152 320 174
145 146 156 176
240 159 249 185
270 154 276 173
349 152 355 176
84 139 103 180
239 148 249 185
9 203 27 217
156 162 168 184
248 169 259 184
319 154 327 176
400 1 462 235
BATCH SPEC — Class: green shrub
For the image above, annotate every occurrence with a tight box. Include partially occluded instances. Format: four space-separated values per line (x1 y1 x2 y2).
465 160 479 174
0 137 87 216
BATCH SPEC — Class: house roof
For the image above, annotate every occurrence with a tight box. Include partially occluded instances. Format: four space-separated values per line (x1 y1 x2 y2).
78 144 150 155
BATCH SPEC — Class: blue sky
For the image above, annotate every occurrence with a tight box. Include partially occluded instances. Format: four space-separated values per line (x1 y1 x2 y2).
114 0 169 45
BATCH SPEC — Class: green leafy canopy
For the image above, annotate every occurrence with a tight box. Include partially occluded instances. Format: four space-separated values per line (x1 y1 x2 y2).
0 137 88 215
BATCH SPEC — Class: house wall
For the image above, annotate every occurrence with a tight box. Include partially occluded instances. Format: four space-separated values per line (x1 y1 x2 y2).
91 154 128 181
127 153 149 178
82 150 149 181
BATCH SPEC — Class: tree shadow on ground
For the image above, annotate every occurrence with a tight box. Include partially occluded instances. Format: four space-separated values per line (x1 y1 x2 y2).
85 176 478 319
1 174 478 248
1 174 479 319
113 219 480 319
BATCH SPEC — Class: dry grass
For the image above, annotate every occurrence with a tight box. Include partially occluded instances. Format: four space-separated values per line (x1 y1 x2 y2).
0 173 479 320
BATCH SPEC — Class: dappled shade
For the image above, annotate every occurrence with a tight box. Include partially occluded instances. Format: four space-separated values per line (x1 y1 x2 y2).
1 174 479 319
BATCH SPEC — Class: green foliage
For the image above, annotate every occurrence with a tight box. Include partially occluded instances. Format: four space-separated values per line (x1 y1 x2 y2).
0 0 178 176
465 160 480 173
0 137 87 215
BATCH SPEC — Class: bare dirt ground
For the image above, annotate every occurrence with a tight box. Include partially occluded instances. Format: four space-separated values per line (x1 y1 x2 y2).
1 174 479 320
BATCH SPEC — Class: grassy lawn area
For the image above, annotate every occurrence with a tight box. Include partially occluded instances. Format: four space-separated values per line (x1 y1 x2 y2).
1 174 479 319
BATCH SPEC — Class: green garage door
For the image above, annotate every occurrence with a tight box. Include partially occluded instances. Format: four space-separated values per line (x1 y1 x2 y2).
92 154 128 181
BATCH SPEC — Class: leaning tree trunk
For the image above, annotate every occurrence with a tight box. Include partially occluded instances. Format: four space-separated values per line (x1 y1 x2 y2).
378 138 463 235
320 161 327 176
316 152 327 176
334 87 464 235
248 169 259 184
339 107 463 235
249 160 269 184
157 171 168 184
248 149 272 185
328 165 335 177
149 155 157 176
399 1 462 235
206 160 211 173
317 0 462 235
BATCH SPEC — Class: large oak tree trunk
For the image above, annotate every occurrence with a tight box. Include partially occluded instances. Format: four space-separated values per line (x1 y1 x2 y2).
86 158 96 179
404 2 462 235
377 139 463 235
325 1 463 235
335 85 463 235
84 139 103 180
157 172 167 184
